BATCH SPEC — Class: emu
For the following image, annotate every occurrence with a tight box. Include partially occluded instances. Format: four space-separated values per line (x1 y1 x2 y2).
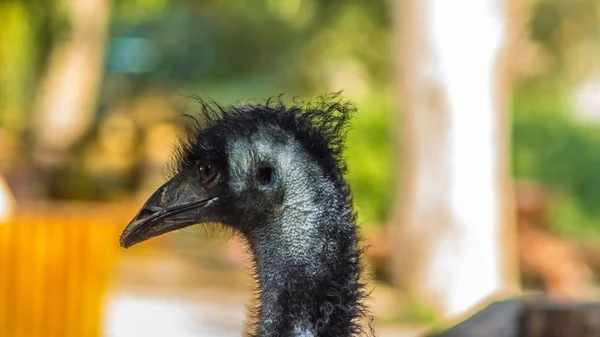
119 95 373 337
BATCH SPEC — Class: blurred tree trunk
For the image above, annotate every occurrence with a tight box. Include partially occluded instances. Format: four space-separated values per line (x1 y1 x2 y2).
391 0 520 319
29 0 111 188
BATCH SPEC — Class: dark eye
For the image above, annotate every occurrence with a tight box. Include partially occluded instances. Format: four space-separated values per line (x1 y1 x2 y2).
256 166 274 186
198 164 217 183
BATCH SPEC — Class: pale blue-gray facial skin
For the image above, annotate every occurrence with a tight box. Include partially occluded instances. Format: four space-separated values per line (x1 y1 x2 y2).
227 132 346 261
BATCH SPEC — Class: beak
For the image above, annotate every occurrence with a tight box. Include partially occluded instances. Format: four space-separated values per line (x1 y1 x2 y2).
119 177 217 248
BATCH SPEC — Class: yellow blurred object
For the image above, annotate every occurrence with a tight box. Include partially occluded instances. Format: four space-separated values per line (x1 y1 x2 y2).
0 204 126 337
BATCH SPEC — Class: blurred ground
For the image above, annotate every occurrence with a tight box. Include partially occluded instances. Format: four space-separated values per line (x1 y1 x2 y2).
4 193 600 337
105 239 426 337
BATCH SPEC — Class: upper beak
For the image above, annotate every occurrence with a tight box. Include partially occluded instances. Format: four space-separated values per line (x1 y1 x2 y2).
119 177 217 248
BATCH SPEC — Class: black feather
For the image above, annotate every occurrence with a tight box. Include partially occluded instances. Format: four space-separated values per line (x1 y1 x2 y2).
172 92 356 182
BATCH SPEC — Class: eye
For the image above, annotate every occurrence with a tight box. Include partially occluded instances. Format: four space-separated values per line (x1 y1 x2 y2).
198 164 217 183
256 166 274 186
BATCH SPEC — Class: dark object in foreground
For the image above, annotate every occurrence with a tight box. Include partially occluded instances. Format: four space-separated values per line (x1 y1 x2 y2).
429 296 600 337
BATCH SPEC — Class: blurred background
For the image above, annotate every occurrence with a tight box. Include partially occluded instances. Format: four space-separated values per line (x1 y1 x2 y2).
1 0 600 336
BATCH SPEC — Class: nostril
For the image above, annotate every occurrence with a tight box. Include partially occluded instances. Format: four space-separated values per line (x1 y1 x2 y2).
256 166 273 186
138 208 153 219
138 206 157 219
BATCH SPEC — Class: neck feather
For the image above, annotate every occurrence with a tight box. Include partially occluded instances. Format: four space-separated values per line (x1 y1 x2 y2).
245 182 372 337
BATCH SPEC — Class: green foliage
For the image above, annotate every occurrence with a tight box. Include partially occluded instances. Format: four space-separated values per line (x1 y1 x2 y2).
513 77 600 236
530 0 600 78
107 0 390 91
549 193 600 238
8 0 600 240
376 292 440 326
0 0 69 132
345 92 394 225
513 0 600 237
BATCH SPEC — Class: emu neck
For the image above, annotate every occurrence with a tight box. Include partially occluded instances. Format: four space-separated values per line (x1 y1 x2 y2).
247 183 367 337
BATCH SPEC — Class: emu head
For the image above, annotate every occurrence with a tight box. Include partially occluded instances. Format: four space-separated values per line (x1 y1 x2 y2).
119 96 356 251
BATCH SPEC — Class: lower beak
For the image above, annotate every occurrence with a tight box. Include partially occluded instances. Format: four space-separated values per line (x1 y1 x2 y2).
119 178 216 248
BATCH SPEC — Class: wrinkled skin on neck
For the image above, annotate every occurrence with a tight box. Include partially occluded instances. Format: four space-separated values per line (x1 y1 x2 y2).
245 171 369 337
